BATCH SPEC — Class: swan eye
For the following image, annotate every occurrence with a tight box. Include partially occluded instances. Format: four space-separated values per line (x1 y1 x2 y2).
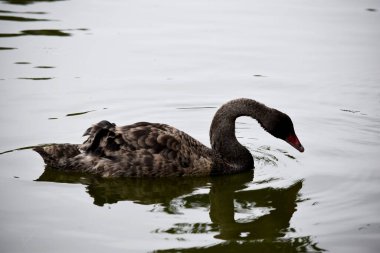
267 112 294 140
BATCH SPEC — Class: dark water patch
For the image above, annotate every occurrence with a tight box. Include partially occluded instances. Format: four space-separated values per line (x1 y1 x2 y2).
154 223 217 235
250 146 299 166
366 8 377 12
283 153 296 159
341 109 360 114
0 0 64 5
0 29 71 37
18 77 53 80
0 46 17 50
153 179 324 252
341 109 368 116
66 110 95 117
21 29 70 36
50 108 105 119
0 15 51 22
15 61 31 64
0 28 88 37
276 149 296 160
251 146 280 166
34 65 55 68
36 169 210 206
254 177 280 184
253 74 266 77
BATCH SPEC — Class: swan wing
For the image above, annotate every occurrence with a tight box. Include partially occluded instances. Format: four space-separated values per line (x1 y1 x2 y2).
80 121 212 177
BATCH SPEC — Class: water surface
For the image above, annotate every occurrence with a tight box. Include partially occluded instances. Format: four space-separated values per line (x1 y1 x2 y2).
1 0 380 252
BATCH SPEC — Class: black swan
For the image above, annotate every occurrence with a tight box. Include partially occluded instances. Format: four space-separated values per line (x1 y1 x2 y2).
34 98 304 177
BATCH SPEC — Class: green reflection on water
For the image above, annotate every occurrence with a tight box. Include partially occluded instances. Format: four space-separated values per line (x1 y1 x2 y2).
20 29 69 36
34 65 55 68
66 110 95 117
0 47 16 50
36 168 324 252
18 77 53 80
0 0 64 5
0 15 50 22
0 29 71 37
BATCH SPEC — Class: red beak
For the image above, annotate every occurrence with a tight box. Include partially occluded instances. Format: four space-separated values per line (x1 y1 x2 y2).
286 134 304 152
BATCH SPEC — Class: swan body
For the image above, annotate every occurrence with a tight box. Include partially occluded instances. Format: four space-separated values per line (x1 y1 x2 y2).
34 98 304 177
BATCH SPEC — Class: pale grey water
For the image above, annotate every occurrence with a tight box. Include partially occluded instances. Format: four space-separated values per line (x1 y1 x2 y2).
1 0 380 252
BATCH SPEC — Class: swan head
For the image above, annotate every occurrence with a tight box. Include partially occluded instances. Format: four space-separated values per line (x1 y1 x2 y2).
263 110 305 152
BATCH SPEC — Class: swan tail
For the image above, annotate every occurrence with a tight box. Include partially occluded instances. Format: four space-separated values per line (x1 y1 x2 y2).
34 144 81 168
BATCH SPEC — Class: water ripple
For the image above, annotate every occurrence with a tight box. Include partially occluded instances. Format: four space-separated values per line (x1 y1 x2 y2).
0 29 71 37
0 14 51 22
1 0 64 5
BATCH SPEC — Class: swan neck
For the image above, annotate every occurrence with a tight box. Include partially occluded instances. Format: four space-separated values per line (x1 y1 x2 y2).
210 99 271 171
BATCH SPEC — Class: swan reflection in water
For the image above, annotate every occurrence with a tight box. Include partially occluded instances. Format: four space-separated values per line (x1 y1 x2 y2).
36 169 324 252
